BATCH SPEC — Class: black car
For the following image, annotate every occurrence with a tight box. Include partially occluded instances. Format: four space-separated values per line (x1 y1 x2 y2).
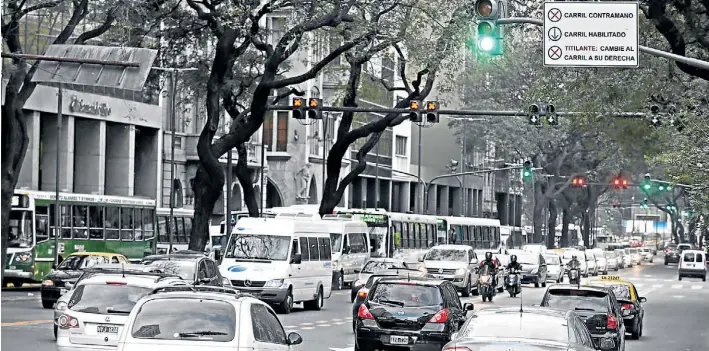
141 252 226 286
350 258 409 302
541 285 626 351
355 276 474 351
443 306 600 351
593 281 646 339
665 245 680 265
352 268 435 331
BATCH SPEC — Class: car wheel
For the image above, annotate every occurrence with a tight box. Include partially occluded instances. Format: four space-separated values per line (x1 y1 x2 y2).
679 275 683 281
53 324 58 340
704 275 707 282
336 273 344 290
461 276 471 297
631 321 641 339
304 286 323 311
639 320 643 337
665 261 669 265
277 289 294 314
41 300 54 309
534 280 540 288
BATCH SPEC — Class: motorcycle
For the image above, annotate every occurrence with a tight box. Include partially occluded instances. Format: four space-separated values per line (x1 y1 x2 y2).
477 266 496 302
568 267 580 285
506 270 521 297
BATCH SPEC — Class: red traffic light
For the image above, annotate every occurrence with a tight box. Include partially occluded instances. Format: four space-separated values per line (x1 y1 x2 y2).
621 179 629 189
571 176 586 188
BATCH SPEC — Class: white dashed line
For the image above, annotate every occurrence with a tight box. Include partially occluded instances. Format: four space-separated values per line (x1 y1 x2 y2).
634 284 645 288
691 285 702 290
331 318 342 322
332 321 345 325
672 284 683 289
673 295 685 298
317 324 332 327
300 326 315 330
652 284 663 288
283 325 298 328
664 279 674 282
299 322 314 326
316 320 329 323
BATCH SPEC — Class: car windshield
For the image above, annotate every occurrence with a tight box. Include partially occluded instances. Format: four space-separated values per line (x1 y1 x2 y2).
8 210 33 248
330 233 343 253
68 283 152 314
370 283 443 307
58 255 111 270
424 249 467 262
628 249 638 253
544 256 560 264
517 254 538 265
225 234 290 261
604 252 616 258
146 260 195 280
602 284 632 300
210 235 225 247
132 299 235 341
460 313 569 342
366 275 395 288
362 260 400 273
545 290 610 313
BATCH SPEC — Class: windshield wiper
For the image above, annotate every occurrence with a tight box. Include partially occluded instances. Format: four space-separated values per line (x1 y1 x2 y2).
177 331 228 338
106 307 132 314
377 299 405 307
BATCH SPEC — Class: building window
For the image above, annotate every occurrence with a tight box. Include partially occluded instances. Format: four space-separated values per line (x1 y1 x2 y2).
263 114 273 150
270 17 286 46
395 135 407 156
276 111 289 152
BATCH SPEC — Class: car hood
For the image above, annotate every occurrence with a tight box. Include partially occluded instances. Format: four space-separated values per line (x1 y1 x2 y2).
44 269 83 281
219 259 291 281
450 337 568 350
520 263 538 272
424 261 469 270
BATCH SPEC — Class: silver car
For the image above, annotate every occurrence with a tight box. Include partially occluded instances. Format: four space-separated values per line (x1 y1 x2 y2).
604 251 620 271
419 245 479 296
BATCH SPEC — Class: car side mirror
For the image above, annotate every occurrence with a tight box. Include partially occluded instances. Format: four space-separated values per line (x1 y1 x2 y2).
354 269 361 274
418 257 424 262
287 332 303 345
638 297 647 303
343 246 351 254
52 264 57 270
291 253 302 264
214 249 222 262
463 302 475 311
470 258 478 265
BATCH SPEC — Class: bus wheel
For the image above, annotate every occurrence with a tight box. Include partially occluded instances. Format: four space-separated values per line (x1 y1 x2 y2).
336 272 344 290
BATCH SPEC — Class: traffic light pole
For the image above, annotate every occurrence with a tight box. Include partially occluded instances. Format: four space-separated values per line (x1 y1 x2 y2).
496 17 709 71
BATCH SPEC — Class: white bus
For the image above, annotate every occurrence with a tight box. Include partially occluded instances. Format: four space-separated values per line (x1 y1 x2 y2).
219 218 333 314
436 216 502 249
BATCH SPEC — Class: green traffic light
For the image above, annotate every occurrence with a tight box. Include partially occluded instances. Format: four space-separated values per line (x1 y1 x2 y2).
658 184 665 191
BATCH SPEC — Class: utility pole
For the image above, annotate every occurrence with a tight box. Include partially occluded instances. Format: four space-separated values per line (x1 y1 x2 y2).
375 142 380 208
461 121 466 216
417 123 423 213
21 45 156 265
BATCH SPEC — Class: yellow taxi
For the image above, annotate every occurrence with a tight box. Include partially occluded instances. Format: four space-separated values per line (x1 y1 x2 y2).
586 275 646 339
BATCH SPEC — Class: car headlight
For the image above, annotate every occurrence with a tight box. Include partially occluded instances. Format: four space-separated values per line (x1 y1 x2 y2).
55 301 67 312
14 252 32 263
42 280 54 287
264 279 284 288
455 268 466 275
332 260 339 268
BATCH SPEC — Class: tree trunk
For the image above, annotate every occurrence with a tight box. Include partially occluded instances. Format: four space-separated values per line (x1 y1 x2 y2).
560 209 571 248
189 166 222 251
546 199 558 249
581 212 591 248
1 95 30 283
532 181 544 243
234 143 259 217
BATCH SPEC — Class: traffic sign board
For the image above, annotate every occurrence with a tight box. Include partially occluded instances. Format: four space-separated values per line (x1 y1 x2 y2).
543 1 639 68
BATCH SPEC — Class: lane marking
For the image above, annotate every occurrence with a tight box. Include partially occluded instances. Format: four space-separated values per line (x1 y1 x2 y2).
283 325 298 328
317 324 332 327
664 279 674 282
672 284 683 289
331 318 342 321
646 279 657 282
652 284 663 289
1 319 53 326
316 320 329 323
300 326 315 330
672 295 685 298
691 285 702 290
332 321 345 325
299 322 314 325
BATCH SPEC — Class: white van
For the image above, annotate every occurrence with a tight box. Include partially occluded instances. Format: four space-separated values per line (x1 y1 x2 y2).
219 218 333 314
322 217 370 290
679 249 707 281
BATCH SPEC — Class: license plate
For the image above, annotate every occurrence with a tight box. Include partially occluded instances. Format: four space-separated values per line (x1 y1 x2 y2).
97 325 119 334
389 336 409 345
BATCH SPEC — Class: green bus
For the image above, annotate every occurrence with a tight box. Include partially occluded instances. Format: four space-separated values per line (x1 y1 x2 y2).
5 190 158 286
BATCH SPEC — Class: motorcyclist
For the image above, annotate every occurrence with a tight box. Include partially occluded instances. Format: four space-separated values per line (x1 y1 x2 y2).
567 255 581 270
479 252 498 286
506 255 523 272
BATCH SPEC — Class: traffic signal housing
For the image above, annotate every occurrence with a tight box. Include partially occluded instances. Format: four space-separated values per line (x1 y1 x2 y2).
409 100 422 123
522 160 533 180
547 104 558 126
640 174 652 192
612 201 621 209
474 0 504 56
640 199 648 209
528 104 541 126
307 98 323 120
571 176 586 188
611 176 629 189
650 105 662 127
292 97 306 119
425 101 439 123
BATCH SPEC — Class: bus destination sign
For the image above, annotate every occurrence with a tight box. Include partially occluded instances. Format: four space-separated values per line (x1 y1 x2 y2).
11 195 29 208
352 213 388 227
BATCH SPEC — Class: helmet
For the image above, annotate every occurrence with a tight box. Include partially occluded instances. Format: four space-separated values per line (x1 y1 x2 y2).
572 255 577 260
511 255 517 262
485 252 493 260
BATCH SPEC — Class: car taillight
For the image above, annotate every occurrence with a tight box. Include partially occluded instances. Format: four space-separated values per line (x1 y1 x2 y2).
622 303 635 310
607 314 618 329
58 314 80 329
358 304 374 319
428 308 449 323
357 290 368 298
443 347 471 351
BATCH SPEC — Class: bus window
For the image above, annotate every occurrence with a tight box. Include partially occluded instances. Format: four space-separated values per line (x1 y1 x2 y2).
106 207 120 240
36 205 49 242
158 216 169 242
318 237 332 260
72 206 88 239
299 238 310 261
134 209 144 240
88 206 104 239
61 205 72 239
143 209 155 239
308 237 320 260
120 208 134 241
184 217 193 240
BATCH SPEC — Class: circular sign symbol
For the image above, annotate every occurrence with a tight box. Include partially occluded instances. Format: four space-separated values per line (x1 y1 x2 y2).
548 8 562 22
548 46 562 60
548 27 562 41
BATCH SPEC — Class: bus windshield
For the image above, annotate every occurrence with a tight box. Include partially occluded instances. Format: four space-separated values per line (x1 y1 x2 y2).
210 235 225 248
8 211 33 248
330 233 343 253
225 234 290 261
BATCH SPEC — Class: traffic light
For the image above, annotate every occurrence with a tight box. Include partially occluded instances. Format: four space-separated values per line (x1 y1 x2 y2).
408 100 422 122
666 203 677 212
547 104 558 126
425 101 439 123
571 176 586 188
522 160 533 180
612 201 621 209
611 176 629 189
640 174 652 192
683 209 693 217
640 199 648 209
292 97 306 120
474 0 503 56
528 104 541 126
650 105 662 127
307 98 323 120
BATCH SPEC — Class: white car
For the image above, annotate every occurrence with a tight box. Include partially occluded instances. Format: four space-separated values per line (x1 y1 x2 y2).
543 254 564 283
584 251 598 276
419 245 479 297
639 247 654 262
116 286 304 351
588 249 608 275
627 248 643 265
604 251 620 271
56 274 185 351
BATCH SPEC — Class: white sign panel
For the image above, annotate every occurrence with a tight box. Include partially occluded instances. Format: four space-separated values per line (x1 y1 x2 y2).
543 1 639 68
